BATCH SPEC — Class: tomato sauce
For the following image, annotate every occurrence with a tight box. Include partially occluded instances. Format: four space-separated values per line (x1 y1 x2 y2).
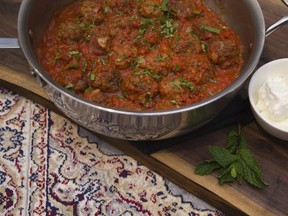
38 0 243 111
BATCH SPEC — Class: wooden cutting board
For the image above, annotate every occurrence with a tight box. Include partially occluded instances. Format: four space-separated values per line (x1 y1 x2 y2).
1 0 288 215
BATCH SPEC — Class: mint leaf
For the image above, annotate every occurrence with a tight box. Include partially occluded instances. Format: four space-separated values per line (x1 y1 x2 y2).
230 165 237 178
226 130 238 151
194 126 268 189
209 146 239 167
218 166 235 185
241 161 268 189
195 160 222 175
239 147 261 175
233 161 245 183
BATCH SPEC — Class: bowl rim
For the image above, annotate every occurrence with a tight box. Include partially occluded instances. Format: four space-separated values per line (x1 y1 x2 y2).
248 58 288 134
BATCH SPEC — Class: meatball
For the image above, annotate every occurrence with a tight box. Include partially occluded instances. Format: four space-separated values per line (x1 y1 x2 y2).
76 0 105 25
172 22 202 55
89 29 110 56
83 89 106 104
168 0 204 20
108 15 141 39
74 79 89 93
172 54 212 84
159 75 191 100
139 40 173 74
208 39 241 69
154 98 181 110
138 0 162 18
90 65 120 93
158 74 199 108
41 45 83 75
192 15 223 41
57 20 83 44
105 0 137 15
143 26 160 46
56 69 84 90
121 71 159 108
135 24 161 52
109 43 138 70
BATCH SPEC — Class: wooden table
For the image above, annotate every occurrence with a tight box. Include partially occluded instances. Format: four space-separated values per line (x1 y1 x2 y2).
1 0 288 215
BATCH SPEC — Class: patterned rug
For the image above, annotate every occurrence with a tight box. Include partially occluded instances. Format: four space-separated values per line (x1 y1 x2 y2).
0 87 223 216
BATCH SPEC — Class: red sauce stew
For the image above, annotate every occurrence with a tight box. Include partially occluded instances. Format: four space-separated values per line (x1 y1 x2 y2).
38 0 243 111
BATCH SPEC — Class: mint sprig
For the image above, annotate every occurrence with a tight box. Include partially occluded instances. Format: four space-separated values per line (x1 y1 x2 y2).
195 126 268 189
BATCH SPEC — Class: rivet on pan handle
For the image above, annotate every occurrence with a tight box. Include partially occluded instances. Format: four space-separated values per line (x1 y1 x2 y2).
31 68 48 88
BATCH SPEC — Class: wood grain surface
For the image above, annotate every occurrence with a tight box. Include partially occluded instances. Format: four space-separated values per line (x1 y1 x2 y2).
1 0 288 215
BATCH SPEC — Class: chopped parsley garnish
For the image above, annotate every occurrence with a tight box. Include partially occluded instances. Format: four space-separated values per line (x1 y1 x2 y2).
161 0 169 12
91 60 97 69
79 22 94 31
104 6 110 13
134 19 153 41
155 54 165 62
188 29 200 41
201 43 207 53
85 86 93 93
133 69 162 80
173 78 195 91
200 25 221 34
170 100 181 105
131 56 145 68
174 65 180 71
100 57 108 65
160 18 175 38
90 73 95 81
82 58 88 72
68 50 82 58
65 83 74 89
209 78 218 83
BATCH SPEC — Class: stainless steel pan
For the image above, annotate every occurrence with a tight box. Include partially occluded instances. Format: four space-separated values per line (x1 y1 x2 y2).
1 0 288 140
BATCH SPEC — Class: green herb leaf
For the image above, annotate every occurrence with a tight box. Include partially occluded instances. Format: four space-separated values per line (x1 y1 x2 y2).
155 54 165 62
161 0 169 12
65 83 74 89
100 57 108 65
201 43 207 53
174 65 180 71
194 126 268 189
173 78 196 92
218 167 235 185
230 164 237 178
160 19 175 38
195 160 222 175
68 50 82 58
134 19 153 41
209 146 239 168
90 73 95 81
200 25 221 34
82 58 88 72
188 29 200 41
133 69 161 80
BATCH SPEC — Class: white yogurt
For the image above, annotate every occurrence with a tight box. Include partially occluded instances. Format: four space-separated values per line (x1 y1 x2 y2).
256 76 288 130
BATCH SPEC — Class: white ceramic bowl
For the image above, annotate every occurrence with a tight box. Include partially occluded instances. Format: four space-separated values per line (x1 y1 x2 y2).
248 58 288 141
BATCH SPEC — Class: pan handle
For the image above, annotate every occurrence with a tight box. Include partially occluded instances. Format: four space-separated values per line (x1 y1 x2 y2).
0 38 20 48
266 0 288 36
282 0 288 7
266 16 288 37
